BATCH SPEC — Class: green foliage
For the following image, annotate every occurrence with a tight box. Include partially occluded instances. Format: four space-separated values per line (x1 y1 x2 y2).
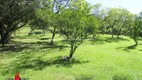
99 7 142 47
102 8 130 38
85 15 99 35
54 1 100 59
130 15 142 46
29 8 53 31
0 0 39 46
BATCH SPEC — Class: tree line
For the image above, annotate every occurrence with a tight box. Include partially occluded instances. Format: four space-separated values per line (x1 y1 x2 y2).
0 0 142 60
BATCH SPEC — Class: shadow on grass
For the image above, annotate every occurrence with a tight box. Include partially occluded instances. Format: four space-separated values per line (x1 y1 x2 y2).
90 37 130 45
15 35 40 39
40 43 68 50
138 37 142 40
116 44 136 52
0 41 68 53
40 38 51 40
0 43 36 53
60 39 71 44
1 54 89 76
75 74 94 80
112 74 133 80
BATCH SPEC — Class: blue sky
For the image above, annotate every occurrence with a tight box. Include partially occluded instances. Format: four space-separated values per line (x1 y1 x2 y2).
86 0 142 14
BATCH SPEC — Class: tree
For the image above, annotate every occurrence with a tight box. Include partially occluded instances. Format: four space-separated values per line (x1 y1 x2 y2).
30 0 70 45
114 8 131 39
28 0 53 36
29 8 52 35
85 15 99 39
58 1 98 60
98 8 110 34
131 15 142 47
0 0 38 47
48 0 70 45
104 8 123 39
125 12 142 47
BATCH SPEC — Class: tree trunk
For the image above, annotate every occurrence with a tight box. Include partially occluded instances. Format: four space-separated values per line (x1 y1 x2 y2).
66 38 84 61
49 27 56 45
1 35 5 47
0 23 11 47
134 38 138 47
43 26 46 36
133 26 139 47
1 32 10 47
117 35 120 39
112 27 114 39
116 32 120 39
135 40 138 47
67 41 77 61
69 42 74 59
0 23 5 47
117 29 122 39
5 32 10 43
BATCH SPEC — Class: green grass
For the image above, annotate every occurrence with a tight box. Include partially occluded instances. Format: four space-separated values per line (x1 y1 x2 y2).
0 27 142 80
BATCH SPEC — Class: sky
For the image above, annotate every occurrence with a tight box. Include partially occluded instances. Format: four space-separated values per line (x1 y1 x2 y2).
86 0 142 14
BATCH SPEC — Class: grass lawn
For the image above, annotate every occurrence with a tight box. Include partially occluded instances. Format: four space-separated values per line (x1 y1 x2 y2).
0 27 142 80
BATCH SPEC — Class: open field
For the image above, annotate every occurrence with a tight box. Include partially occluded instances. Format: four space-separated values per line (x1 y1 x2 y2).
0 27 142 80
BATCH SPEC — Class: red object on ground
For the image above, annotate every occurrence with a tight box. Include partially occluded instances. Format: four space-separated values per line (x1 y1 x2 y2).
15 72 20 80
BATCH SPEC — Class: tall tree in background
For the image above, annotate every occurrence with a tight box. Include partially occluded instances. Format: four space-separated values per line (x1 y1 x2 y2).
29 0 52 35
115 8 131 38
131 14 142 47
104 8 123 39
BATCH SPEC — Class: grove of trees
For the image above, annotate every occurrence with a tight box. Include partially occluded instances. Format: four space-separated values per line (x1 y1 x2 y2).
0 0 142 61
